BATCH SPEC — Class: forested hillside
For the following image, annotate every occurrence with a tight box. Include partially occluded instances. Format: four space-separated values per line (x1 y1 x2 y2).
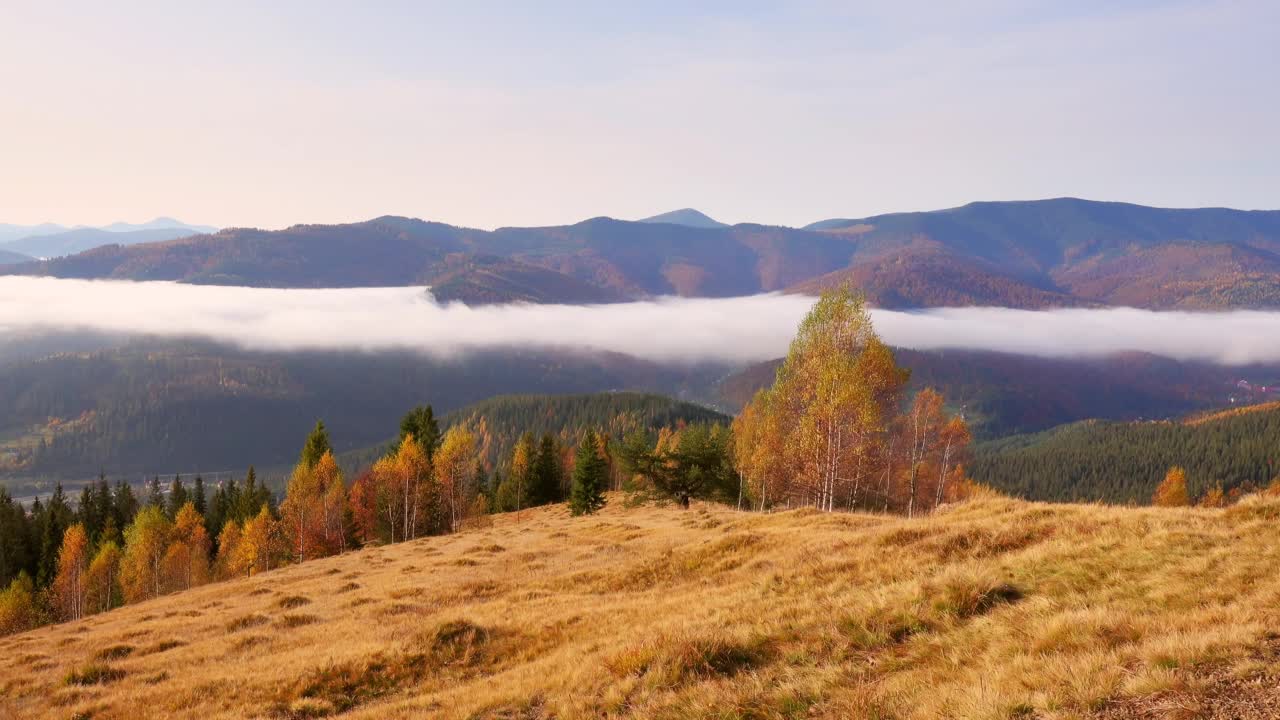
0 342 726 481
716 349 1277 438
971 404 1280 503
8 198 1280 309
337 393 728 475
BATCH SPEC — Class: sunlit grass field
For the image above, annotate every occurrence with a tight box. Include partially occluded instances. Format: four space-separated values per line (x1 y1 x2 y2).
5 493 1280 719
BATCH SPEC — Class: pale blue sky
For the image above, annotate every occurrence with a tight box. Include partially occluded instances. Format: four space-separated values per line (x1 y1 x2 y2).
1 1 1276 229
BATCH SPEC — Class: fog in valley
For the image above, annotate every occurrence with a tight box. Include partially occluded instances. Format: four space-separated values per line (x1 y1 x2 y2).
3 276 1279 365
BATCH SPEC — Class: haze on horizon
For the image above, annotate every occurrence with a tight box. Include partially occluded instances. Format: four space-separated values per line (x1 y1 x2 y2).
2 1 1277 230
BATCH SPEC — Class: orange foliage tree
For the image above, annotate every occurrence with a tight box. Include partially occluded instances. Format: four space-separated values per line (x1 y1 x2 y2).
1153 466 1190 507
163 502 211 591
52 523 90 621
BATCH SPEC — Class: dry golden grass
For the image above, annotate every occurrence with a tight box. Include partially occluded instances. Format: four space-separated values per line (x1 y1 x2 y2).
5 494 1280 719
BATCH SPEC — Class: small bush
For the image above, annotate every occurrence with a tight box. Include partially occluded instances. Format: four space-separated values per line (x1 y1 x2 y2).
277 595 312 610
94 644 135 661
277 614 320 629
226 614 271 633
607 632 772 687
417 619 491 666
65 663 126 686
336 582 361 593
145 639 186 654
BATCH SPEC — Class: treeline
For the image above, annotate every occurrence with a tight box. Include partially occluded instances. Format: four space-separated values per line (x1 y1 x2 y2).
971 408 1280 504
339 392 728 477
732 288 973 516
0 402 735 637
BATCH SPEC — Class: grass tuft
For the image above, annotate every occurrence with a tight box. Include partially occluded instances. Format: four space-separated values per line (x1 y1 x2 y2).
64 663 126 686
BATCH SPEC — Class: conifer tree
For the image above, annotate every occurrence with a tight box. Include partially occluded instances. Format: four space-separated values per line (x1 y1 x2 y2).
92 474 113 542
38 484 72 587
167 476 188 519
0 488 33 589
397 406 442 460
192 475 207 516
570 430 607 516
530 434 564 506
146 476 164 509
300 421 332 470
112 480 138 530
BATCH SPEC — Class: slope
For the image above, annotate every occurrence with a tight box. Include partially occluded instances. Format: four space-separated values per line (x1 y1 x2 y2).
971 403 1280 503
0 342 729 480
807 198 1280 309
8 497 1280 718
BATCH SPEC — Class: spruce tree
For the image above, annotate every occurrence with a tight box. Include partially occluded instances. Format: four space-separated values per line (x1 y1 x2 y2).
77 484 100 543
300 421 332 470
192 475 207 516
167 476 188 519
37 484 72 587
397 406 441 460
531 434 564 506
146 477 164 509
93 475 113 542
112 480 138 529
569 430 607 516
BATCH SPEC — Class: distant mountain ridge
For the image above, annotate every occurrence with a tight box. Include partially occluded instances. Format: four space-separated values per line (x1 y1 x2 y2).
0 249 33 266
639 208 728 228
6 198 1280 309
0 217 216 259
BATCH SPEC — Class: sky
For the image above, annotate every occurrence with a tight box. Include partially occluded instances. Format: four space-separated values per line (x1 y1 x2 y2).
1 1 1277 230
7 277 1280 366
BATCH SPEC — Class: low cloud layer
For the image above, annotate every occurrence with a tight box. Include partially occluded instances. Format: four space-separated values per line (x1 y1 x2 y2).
2 277 1280 366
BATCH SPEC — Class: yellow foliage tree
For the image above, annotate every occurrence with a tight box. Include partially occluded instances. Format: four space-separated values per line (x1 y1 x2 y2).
84 541 122 614
0 575 37 637
239 505 280 575
1153 466 1190 507
435 426 477 534
120 506 172 603
215 521 250 579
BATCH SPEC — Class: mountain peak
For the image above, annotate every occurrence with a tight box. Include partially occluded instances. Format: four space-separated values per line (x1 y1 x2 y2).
638 208 727 229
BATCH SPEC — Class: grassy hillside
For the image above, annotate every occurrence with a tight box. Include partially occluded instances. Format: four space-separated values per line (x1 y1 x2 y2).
972 404 1280 503
10 199 1280 309
7 496 1280 718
